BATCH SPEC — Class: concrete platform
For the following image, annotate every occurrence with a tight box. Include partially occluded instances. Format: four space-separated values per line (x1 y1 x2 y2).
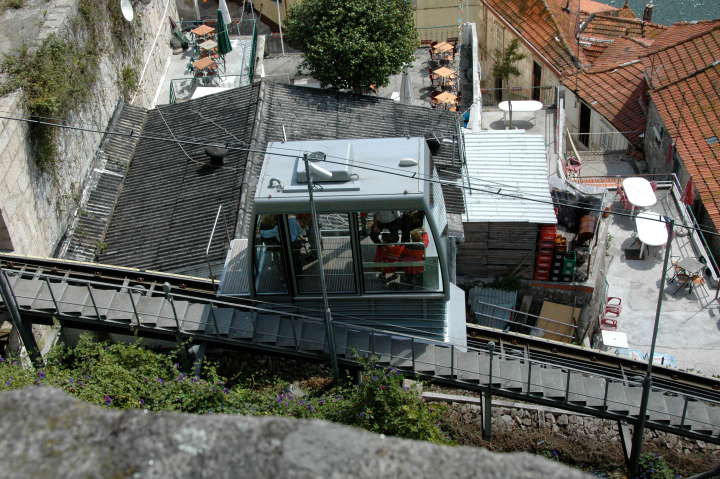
156 36 254 105
603 186 720 376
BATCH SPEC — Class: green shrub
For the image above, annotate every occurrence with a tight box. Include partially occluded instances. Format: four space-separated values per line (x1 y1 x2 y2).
0 34 99 169
2 0 25 10
330 360 450 444
637 453 675 479
0 337 449 444
119 66 138 99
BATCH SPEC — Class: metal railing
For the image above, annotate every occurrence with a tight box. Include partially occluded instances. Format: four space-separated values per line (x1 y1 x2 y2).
481 86 556 108
572 173 720 277
2 267 719 441
169 74 248 104
416 25 460 44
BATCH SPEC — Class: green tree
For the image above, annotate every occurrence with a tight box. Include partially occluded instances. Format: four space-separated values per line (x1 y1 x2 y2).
492 38 526 99
284 0 417 93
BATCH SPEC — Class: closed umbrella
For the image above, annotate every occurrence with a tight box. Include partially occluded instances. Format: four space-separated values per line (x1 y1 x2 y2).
400 67 412 105
216 8 232 56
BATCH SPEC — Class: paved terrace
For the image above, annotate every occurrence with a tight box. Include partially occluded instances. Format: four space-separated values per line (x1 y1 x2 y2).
155 35 254 106
602 182 720 376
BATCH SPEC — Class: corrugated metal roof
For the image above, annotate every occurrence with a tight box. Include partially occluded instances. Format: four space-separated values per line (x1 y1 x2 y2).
468 286 518 330
463 130 557 224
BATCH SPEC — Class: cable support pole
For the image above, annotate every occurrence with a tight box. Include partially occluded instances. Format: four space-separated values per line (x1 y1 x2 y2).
628 218 674 476
303 153 339 379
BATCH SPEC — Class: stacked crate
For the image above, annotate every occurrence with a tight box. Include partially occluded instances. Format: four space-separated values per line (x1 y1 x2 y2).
533 225 556 281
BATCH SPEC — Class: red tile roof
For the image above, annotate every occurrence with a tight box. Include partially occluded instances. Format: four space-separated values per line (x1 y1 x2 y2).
644 22 720 89
645 23 720 230
579 13 666 40
483 0 579 75
568 60 647 146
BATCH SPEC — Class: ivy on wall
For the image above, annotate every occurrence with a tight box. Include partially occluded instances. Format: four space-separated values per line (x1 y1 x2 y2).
0 0 136 170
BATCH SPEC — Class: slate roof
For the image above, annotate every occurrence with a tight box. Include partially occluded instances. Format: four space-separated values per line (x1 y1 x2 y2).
644 23 720 229
66 81 463 275
98 85 261 273
61 103 147 262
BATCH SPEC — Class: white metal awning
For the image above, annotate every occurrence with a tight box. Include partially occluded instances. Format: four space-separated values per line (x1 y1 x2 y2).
462 130 557 224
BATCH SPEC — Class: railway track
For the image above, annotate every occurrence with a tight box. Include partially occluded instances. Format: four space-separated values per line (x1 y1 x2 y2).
1 253 719 444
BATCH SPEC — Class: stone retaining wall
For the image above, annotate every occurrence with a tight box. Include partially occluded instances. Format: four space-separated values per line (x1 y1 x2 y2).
0 0 177 256
432 393 718 460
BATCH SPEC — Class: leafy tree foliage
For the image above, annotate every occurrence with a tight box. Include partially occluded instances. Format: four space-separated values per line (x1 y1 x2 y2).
492 38 526 93
285 0 417 92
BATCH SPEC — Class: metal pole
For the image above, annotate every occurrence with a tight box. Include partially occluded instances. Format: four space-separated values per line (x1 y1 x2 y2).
193 0 201 21
303 154 339 378
275 0 285 56
629 219 674 476
0 270 43 368
483 341 495 440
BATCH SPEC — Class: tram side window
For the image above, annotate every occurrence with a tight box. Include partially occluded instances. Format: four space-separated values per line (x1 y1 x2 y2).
253 215 288 294
358 210 441 293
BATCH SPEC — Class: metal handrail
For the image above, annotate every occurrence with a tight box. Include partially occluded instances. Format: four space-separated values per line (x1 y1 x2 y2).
4 267 720 432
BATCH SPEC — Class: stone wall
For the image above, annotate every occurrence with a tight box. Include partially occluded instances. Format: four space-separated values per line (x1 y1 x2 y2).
0 0 177 257
432 394 718 465
1 386 592 479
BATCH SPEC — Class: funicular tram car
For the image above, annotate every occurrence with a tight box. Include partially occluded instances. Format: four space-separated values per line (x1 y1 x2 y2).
220 137 466 346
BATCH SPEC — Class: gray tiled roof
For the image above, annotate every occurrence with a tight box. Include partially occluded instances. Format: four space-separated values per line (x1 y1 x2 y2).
68 81 463 276
61 103 148 262
98 85 260 273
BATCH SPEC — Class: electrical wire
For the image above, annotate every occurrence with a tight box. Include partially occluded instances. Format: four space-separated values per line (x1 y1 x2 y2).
2 112 720 240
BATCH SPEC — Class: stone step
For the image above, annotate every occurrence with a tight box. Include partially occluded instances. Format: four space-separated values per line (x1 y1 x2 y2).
434 346 452 377
456 351 480 383
229 311 255 339
30 281 67 311
183 303 211 332
14 278 44 309
346 329 370 359
371 333 391 364
276 317 301 348
105 290 140 322
498 359 525 392
299 320 325 351
254 314 281 343
605 382 631 415
389 337 413 369
82 288 117 318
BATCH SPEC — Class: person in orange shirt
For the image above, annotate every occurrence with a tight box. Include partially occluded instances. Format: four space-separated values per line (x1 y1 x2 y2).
374 232 404 283
401 229 426 287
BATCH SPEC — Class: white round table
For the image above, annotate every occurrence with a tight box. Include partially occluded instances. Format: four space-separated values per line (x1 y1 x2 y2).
498 100 543 126
635 212 668 259
622 177 657 210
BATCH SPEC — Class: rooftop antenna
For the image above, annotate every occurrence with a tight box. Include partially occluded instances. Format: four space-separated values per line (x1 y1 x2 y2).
120 0 134 22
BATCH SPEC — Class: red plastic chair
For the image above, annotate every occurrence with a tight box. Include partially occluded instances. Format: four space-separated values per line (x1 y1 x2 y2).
600 316 618 330
605 297 622 315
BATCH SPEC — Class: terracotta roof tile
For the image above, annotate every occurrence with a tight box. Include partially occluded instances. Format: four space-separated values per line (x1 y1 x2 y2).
580 13 665 39
651 62 720 230
565 61 647 146
483 0 579 75
644 24 720 89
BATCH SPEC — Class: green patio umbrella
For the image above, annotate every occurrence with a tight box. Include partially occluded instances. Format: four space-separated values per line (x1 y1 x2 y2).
217 8 232 56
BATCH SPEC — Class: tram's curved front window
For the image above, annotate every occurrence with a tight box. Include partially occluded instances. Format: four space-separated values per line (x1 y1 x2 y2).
357 210 442 293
